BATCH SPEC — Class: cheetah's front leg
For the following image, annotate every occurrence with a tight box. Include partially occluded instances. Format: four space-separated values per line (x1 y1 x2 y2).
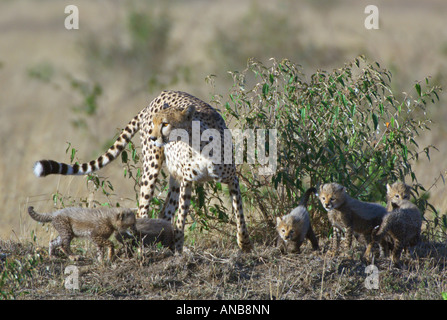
344 226 354 250
159 176 180 223
329 227 341 255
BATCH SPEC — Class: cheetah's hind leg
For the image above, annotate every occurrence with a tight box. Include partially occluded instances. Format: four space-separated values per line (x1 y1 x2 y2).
173 180 193 253
137 142 164 218
228 176 252 252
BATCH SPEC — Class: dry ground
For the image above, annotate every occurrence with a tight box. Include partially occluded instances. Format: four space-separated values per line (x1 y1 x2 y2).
1 0 447 241
1 234 446 300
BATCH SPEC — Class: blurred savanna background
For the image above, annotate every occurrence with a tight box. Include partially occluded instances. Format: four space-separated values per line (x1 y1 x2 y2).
1 0 446 243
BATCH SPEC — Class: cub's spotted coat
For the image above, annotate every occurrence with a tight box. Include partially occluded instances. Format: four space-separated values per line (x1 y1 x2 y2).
33 91 251 253
28 206 135 261
365 182 422 265
115 217 174 253
276 187 319 254
318 182 387 254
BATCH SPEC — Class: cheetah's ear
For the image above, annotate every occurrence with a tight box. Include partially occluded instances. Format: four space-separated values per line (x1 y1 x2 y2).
183 105 196 121
276 217 282 226
335 184 345 192
386 183 391 192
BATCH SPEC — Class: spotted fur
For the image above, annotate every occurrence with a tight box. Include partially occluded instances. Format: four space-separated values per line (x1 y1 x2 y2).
276 187 319 254
28 206 136 261
149 105 252 252
318 182 387 254
33 91 252 253
365 192 422 265
115 217 174 252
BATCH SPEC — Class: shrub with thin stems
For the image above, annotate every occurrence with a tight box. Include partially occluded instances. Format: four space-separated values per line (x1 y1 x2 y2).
205 56 441 238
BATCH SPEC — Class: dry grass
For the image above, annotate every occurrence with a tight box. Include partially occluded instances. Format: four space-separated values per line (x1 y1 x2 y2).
2 0 447 239
1 235 446 300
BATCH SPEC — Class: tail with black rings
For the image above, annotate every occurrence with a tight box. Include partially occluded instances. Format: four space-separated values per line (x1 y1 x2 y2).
33 113 141 177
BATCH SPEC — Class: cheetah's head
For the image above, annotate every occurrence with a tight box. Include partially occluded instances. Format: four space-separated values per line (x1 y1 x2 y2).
276 216 299 242
318 182 347 211
386 182 411 209
150 105 196 148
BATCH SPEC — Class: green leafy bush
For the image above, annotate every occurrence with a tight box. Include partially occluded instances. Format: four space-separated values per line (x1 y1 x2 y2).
44 55 444 242
211 56 440 236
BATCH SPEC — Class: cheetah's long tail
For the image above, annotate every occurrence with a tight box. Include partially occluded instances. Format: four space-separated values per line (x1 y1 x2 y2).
28 206 54 223
33 112 141 177
299 187 317 207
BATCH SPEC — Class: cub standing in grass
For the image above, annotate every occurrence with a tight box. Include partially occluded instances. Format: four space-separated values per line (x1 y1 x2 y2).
318 183 387 255
115 217 174 253
276 187 319 254
365 182 422 265
28 206 136 262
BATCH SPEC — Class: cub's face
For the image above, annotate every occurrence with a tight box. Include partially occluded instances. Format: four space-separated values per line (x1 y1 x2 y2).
318 183 346 211
387 182 411 210
276 217 298 241
150 105 195 148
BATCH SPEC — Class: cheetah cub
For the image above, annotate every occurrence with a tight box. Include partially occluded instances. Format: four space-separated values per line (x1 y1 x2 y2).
28 206 136 261
386 181 412 211
115 217 174 253
365 186 422 265
276 187 319 254
318 183 387 254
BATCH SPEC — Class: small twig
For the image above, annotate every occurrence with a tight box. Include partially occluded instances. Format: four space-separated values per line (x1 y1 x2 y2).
319 253 328 300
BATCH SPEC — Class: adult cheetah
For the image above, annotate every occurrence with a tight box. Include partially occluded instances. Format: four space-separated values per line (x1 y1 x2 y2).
33 91 252 253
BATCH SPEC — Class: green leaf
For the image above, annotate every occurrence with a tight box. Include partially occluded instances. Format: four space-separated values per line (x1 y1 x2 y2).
121 150 128 163
341 94 348 107
442 292 447 300
372 113 378 130
378 103 384 115
401 144 408 161
65 142 72 154
132 147 138 162
350 104 356 117
415 83 422 97
262 83 269 97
